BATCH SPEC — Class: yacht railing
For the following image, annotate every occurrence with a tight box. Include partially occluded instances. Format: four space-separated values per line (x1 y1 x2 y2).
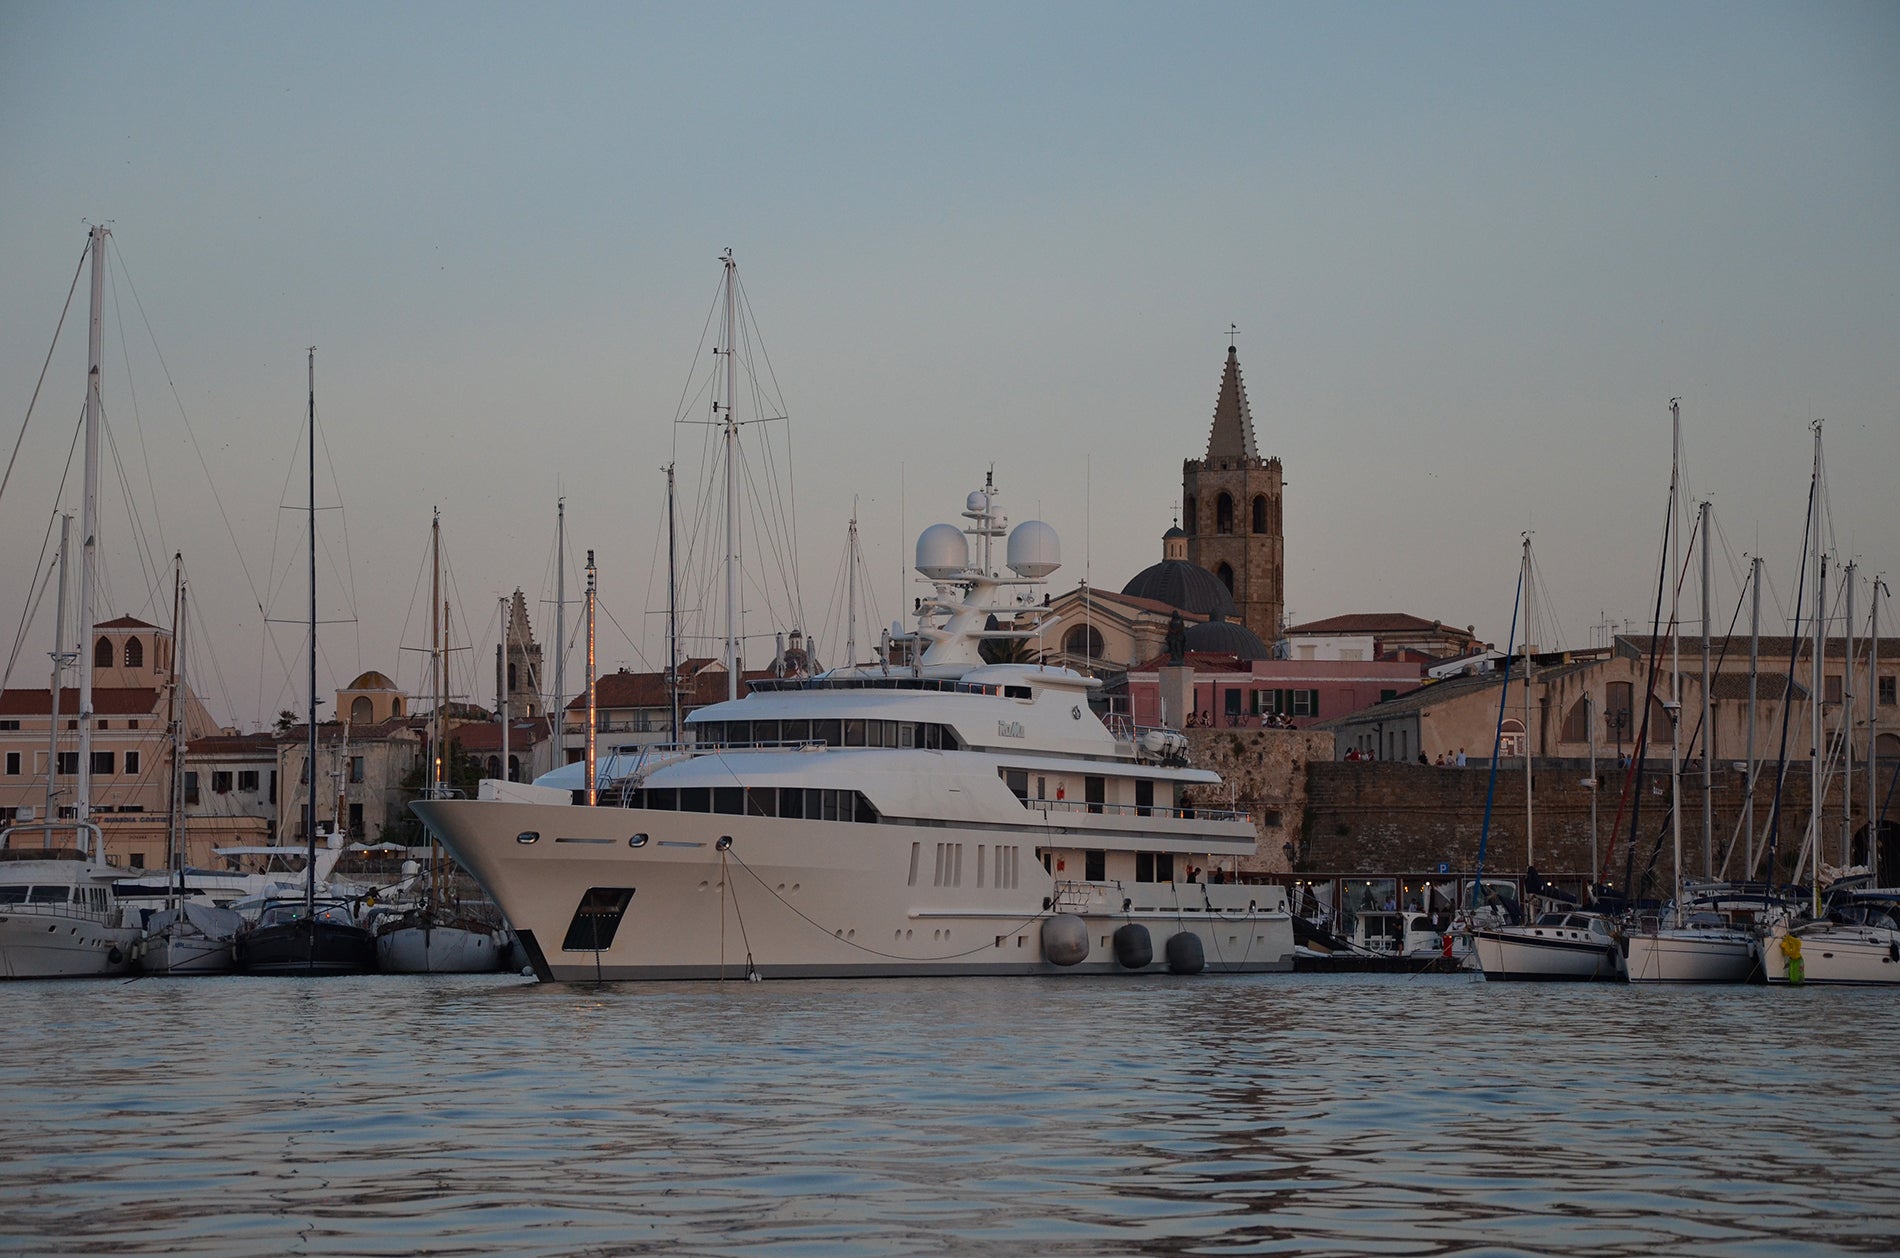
1022 798 1249 824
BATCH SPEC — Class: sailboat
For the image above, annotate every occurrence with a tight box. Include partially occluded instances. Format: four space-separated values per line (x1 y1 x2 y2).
1626 402 1761 983
374 510 503 973
0 226 146 980
235 349 375 976
1468 535 1628 982
138 559 242 974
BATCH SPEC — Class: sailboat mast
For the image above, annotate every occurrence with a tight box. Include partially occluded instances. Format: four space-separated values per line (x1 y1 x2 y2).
76 225 107 845
165 557 184 909
555 498 566 745
1844 561 1856 868
1809 420 1824 918
1746 556 1761 876
430 508 441 796
44 513 71 841
666 464 681 743
1710 497 1725 881
498 597 509 780
1522 534 1534 870
847 507 860 666
722 249 741 701
1870 577 1883 884
1667 399 1684 921
305 346 318 921
585 550 597 806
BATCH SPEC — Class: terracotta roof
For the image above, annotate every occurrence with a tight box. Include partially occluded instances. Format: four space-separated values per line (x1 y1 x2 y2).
0 687 160 716
1620 634 1900 661
1057 587 1204 621
344 670 399 691
187 733 279 757
456 717 556 752
569 662 753 711
1708 673 1805 701
95 615 161 631
1286 612 1475 637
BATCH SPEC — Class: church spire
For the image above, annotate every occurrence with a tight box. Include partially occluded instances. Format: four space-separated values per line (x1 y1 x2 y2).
1205 344 1258 461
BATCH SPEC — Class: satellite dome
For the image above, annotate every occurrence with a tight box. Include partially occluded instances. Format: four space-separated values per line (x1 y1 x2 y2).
1006 520 1060 578
966 489 990 514
915 523 970 579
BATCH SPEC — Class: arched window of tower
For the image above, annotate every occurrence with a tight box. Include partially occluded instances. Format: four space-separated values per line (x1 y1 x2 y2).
124 637 144 668
1064 625 1105 659
1183 495 1198 535
1216 493 1234 535
1252 495 1268 534
95 637 113 670
1216 562 1235 592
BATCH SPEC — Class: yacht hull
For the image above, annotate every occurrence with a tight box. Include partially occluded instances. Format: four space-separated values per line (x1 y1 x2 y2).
0 911 140 979
1625 929 1760 983
1766 924 1900 985
414 798 1294 982
137 930 233 975
238 919 375 975
375 923 501 973
1471 928 1623 982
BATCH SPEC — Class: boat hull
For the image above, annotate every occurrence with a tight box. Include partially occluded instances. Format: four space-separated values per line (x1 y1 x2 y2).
238 919 376 976
375 923 501 973
137 930 233 975
1625 929 1761 983
0 910 140 979
1471 928 1624 982
414 798 1295 982
1766 924 1900 985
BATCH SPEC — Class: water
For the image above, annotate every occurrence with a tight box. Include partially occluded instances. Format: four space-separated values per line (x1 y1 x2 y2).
2 972 1896 1257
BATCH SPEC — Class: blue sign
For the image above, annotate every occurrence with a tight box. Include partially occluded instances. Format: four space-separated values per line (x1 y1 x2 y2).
1437 862 1450 874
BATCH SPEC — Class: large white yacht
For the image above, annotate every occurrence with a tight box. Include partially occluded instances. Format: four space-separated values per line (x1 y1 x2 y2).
415 485 1293 982
0 825 144 979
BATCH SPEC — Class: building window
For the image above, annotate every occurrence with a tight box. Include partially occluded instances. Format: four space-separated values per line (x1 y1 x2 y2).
1882 675 1896 706
94 638 113 669
184 771 199 805
1216 562 1235 592
91 750 114 775
350 756 365 784
128 853 144 869
0 720 17 730
1215 492 1235 534
1063 625 1104 659
349 803 363 838
1084 849 1106 881
124 751 140 775
212 771 232 794
57 751 78 775
238 770 259 792
4 752 17 775
1825 675 1843 704
1252 494 1268 534
1183 494 1197 535
351 696 373 724
1561 697 1590 742
124 637 143 668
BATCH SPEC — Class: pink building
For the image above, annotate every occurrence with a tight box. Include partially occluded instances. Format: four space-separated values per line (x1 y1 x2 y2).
1119 653 1425 729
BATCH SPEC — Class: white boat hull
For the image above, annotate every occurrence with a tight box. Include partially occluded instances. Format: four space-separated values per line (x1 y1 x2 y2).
414 798 1295 982
1472 927 1624 982
1625 929 1760 984
375 924 501 973
1766 924 1900 985
0 910 141 979
137 929 233 975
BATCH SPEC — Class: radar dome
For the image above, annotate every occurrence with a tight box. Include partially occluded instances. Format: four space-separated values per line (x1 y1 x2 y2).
1007 520 1060 578
966 489 990 514
915 523 970 579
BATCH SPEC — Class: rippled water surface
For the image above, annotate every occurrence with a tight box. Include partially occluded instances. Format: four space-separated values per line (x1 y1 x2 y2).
3 972 1897 1256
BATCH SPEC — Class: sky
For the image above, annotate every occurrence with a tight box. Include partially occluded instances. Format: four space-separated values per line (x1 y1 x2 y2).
2 1 1896 731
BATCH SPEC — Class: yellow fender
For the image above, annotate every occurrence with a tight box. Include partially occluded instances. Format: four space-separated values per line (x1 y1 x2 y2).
1779 934 1802 960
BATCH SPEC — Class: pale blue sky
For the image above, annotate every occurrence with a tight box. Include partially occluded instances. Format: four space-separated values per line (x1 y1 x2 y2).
3 2 1896 728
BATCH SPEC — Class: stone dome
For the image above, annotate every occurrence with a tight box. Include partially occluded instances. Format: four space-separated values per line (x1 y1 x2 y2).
1121 560 1237 620
1184 612 1270 660
346 670 398 691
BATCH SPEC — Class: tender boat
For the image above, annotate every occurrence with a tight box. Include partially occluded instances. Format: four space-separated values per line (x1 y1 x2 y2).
413 482 1295 982
1471 910 1627 982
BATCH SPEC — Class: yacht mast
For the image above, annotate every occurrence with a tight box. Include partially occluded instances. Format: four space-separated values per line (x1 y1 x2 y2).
1843 561 1855 868
77 225 107 845
585 550 597 806
1522 534 1534 869
847 505 860 666
305 346 318 922
1808 421 1824 918
429 508 441 797
555 498 566 756
44 513 72 841
1746 555 1761 876
165 557 185 909
666 464 681 742
1667 400 1684 923
1710 497 1725 881
722 249 741 701
1870 577 1884 884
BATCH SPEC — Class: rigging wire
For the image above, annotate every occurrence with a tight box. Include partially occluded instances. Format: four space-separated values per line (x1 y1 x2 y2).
0 236 87 514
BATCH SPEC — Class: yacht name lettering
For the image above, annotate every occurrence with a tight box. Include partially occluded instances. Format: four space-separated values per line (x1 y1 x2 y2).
997 720 1026 739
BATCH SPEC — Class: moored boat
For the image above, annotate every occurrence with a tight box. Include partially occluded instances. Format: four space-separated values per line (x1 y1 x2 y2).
0 836 144 979
1471 910 1627 982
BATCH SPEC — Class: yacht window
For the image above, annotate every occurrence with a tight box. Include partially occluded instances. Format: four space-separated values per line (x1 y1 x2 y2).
680 788 711 813
0 885 29 903
1005 685 1032 700
27 885 72 904
747 787 777 817
1001 768 1028 803
779 788 805 819
729 721 753 744
1136 852 1154 882
783 719 811 743
815 720 842 747
1135 780 1154 816
1084 850 1106 881
753 720 780 743
561 887 635 952
1155 853 1174 881
713 787 744 815
844 719 866 747
922 723 942 750
647 788 677 810
899 723 915 748
865 721 885 748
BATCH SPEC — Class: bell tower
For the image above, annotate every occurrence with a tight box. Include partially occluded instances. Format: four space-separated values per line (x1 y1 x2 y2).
1182 342 1284 643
